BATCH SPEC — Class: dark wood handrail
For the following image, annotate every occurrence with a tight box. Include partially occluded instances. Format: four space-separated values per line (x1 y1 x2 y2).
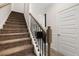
0 3 10 8
29 13 46 34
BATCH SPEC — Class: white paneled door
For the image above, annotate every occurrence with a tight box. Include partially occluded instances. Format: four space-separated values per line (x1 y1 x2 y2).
56 4 79 56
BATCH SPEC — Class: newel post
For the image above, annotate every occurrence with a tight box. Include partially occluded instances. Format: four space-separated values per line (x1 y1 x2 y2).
47 26 52 56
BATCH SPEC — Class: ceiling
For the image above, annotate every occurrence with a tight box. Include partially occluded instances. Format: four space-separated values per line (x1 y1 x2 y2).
30 3 52 14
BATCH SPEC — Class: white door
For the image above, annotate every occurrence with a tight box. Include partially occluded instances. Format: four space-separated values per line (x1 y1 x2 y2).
56 4 79 56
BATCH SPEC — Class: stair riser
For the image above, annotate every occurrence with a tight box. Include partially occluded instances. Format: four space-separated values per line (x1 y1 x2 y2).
9 17 24 19
5 24 26 26
9 14 24 17
8 48 34 56
0 30 28 33
7 19 25 22
0 34 29 41
0 40 31 51
3 28 27 30
6 21 26 23
2 29 27 31
9 15 24 18
3 25 27 28
6 22 26 25
8 15 24 18
8 15 24 19
8 17 24 19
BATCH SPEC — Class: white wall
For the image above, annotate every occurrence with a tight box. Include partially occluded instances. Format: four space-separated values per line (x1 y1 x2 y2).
11 3 24 13
46 4 57 51
0 4 11 29
30 3 51 28
24 3 29 26
46 3 79 56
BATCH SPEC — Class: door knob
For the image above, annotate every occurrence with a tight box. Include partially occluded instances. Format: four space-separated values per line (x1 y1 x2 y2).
57 34 61 36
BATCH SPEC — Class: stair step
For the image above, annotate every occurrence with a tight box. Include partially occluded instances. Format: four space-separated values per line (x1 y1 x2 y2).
9 48 34 56
7 18 24 21
3 24 27 28
0 38 31 51
0 39 31 51
9 14 24 18
2 29 28 33
0 30 28 33
9 13 24 17
7 19 25 22
2 29 27 31
10 14 23 17
3 27 27 30
0 38 30 43
7 18 25 22
0 33 29 41
5 24 26 26
6 20 26 23
6 21 26 25
10 11 24 15
0 45 33 56
0 33 28 36
8 14 24 19
9 14 24 19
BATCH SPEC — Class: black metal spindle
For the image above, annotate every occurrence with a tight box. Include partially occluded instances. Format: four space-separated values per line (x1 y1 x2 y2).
44 35 46 56
42 37 43 55
39 38 41 56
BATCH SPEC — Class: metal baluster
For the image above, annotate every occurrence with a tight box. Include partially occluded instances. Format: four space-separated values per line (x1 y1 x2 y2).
44 34 46 56
39 27 41 56
42 34 43 56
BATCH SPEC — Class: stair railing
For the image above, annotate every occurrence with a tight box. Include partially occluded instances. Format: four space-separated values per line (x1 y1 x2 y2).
29 13 52 56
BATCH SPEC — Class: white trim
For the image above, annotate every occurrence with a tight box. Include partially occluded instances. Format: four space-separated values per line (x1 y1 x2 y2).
24 14 40 56
1 4 11 29
28 30 40 56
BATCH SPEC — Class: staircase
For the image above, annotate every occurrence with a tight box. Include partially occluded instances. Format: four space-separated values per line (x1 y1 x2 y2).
0 11 35 56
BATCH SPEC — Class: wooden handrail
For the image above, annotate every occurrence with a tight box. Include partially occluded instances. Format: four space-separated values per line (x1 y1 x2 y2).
29 13 46 34
0 3 10 8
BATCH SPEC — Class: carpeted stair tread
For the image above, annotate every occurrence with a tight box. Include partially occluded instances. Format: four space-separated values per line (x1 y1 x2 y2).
0 45 33 56
0 30 28 33
6 21 26 25
0 38 31 51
